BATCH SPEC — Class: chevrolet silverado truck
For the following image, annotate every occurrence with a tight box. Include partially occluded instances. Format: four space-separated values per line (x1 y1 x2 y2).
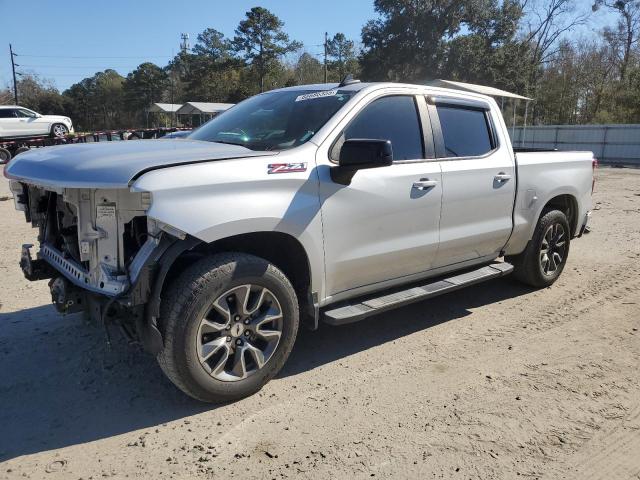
4 80 595 403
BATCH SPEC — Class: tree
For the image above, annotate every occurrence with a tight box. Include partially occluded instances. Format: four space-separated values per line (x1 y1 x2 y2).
182 28 246 102
233 7 302 92
360 0 481 81
0 87 13 104
93 70 125 129
63 70 126 130
123 63 169 125
520 0 588 93
593 0 640 80
192 28 233 61
294 52 324 84
442 0 527 91
327 33 358 80
13 74 60 111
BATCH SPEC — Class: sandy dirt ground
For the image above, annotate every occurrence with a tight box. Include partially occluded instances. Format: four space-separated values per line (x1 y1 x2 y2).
0 167 639 480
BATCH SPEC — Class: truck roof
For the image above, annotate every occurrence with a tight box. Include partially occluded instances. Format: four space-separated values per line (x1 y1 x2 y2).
270 82 496 103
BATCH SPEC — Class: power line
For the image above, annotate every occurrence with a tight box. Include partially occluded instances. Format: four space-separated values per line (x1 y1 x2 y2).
16 54 173 59
19 64 141 69
18 73 127 77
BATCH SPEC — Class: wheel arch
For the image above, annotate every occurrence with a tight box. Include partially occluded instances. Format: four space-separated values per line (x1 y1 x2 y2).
541 193 579 237
505 189 581 257
161 231 317 331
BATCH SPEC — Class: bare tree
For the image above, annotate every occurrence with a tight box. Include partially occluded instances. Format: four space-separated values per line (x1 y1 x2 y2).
521 0 589 90
593 0 640 80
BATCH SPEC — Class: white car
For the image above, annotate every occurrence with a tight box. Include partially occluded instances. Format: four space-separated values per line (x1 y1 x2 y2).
0 106 74 139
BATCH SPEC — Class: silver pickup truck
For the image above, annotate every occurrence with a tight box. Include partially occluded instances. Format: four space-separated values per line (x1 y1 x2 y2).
5 80 595 402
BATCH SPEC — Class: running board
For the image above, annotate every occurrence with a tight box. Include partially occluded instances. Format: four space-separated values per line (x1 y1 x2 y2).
322 262 514 325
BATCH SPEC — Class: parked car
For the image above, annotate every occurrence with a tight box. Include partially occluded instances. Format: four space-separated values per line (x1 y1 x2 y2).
161 129 192 139
6 81 595 403
0 105 74 139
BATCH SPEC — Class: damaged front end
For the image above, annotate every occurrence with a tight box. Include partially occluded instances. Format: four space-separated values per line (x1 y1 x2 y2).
11 180 198 353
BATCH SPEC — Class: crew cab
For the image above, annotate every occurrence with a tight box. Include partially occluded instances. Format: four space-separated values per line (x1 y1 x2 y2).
4 81 594 403
0 105 74 139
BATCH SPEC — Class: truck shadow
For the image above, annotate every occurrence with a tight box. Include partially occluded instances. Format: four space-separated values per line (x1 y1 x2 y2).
281 277 533 377
0 278 532 462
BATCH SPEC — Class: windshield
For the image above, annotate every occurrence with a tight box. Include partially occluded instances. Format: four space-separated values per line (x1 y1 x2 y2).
188 89 354 151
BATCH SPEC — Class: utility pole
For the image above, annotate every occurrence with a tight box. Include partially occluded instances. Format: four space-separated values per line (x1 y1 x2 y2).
9 44 18 104
180 33 190 54
324 32 328 84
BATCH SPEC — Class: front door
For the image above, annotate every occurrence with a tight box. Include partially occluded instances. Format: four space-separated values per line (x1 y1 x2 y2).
15 108 47 135
319 94 442 297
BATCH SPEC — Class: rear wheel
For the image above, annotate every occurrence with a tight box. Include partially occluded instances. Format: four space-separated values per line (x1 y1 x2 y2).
507 208 570 288
157 253 299 403
51 123 69 138
0 147 10 164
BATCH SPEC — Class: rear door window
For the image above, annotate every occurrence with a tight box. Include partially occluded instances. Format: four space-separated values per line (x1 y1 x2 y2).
436 106 493 158
0 109 17 119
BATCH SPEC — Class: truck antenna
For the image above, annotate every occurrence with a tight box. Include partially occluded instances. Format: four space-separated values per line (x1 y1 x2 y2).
338 74 360 87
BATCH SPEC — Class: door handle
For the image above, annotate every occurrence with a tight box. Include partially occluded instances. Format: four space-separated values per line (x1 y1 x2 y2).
494 172 512 182
412 178 438 190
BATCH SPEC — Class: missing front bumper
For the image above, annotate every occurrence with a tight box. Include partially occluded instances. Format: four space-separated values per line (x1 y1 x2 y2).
20 243 128 297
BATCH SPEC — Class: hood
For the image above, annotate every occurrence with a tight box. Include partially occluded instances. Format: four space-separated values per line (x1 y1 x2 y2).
43 115 71 123
5 139 277 189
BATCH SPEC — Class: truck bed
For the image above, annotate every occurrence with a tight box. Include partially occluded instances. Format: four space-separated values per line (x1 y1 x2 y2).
505 150 594 256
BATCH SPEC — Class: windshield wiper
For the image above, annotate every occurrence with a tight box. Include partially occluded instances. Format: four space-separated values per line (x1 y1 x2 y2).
211 140 247 147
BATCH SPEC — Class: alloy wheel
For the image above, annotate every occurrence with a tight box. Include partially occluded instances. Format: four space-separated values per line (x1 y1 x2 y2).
196 284 283 382
540 223 566 275
53 124 68 137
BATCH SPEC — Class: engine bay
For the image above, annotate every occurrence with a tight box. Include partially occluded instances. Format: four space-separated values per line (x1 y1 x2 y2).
11 181 156 309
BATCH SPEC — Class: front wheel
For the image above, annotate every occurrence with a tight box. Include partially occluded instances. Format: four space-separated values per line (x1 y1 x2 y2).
157 253 299 403
51 123 69 138
507 208 571 288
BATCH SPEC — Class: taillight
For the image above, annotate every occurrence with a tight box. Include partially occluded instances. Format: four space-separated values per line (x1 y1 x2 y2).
592 157 598 194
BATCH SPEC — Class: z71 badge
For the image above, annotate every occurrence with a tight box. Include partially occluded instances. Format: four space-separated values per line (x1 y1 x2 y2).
267 163 307 174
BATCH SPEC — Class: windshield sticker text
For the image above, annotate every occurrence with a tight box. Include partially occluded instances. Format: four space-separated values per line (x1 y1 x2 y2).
295 90 338 102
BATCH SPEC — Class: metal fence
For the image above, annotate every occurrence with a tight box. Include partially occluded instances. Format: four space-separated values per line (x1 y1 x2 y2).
509 124 640 166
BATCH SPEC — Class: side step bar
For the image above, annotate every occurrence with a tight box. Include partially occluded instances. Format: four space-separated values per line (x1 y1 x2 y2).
323 262 514 326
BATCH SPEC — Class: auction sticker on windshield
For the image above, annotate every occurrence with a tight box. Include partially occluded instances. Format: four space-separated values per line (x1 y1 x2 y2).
295 90 338 102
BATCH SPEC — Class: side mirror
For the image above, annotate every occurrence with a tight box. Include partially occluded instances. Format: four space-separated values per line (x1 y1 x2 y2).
339 139 393 168
332 139 393 185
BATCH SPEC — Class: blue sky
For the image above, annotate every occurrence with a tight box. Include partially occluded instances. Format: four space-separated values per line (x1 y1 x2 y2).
0 0 616 93
0 0 376 91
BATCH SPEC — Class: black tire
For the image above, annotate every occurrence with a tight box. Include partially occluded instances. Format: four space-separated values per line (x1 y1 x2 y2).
50 123 69 138
507 208 571 288
157 252 299 403
0 147 11 164
14 146 30 155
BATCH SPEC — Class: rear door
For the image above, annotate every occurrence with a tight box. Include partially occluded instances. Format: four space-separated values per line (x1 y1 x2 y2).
428 96 516 268
0 108 19 137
